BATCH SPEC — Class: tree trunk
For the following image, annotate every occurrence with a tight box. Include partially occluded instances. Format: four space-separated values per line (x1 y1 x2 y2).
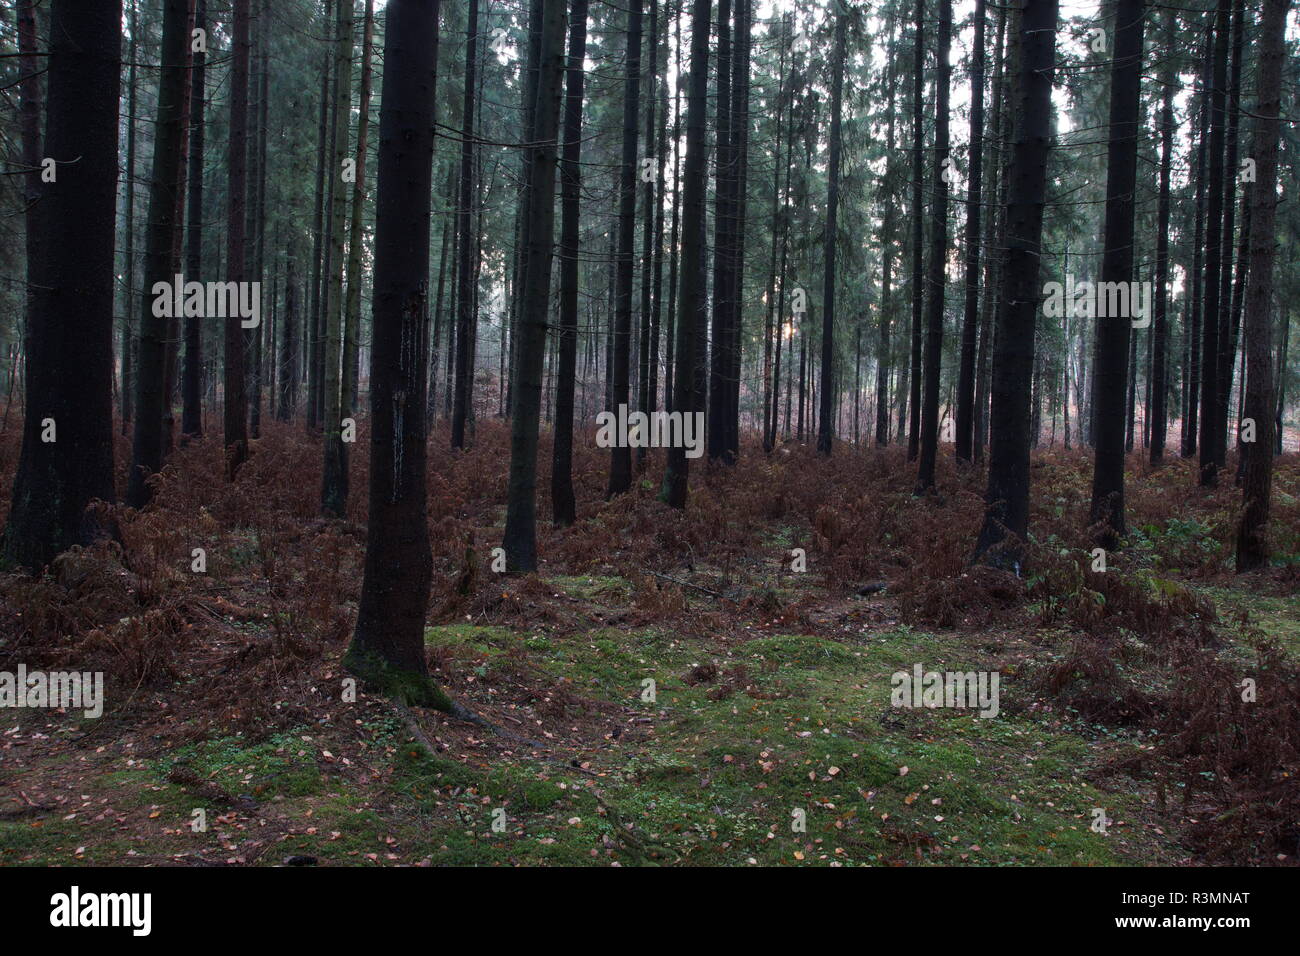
126 0 190 507
1214 0 1245 467
636 0 659 470
451 0 480 450
1150 6 1174 465
321 0 354 516
3 0 121 569
816 7 847 457
726 0 750 462
121 6 139 436
954 0 986 463
1198 0 1231 485
872 17 896 448
1234 0 1288 570
659 0 710 508
973 0 1058 565
307 0 333 431
343 0 375 419
182 0 207 442
247 0 268 441
916 0 953 492
501 0 567 570
15 0 40 425
1086 0 1145 548
552 0 589 527
906 0 924 461
224 0 251 478
347 0 450 708
608 0 641 495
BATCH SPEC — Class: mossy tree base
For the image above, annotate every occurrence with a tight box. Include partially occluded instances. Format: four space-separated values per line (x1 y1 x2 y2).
343 645 453 712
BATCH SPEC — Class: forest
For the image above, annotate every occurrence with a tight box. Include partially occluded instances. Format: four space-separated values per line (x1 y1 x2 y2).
0 0 1297 878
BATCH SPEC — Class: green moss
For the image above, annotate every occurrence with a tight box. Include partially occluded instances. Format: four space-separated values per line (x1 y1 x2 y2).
741 634 859 668
343 645 453 711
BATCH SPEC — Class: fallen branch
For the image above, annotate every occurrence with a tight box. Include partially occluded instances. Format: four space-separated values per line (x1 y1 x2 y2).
648 571 728 599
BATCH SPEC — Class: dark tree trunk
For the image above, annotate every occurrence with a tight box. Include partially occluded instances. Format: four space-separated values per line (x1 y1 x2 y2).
659 0 710 508
278 253 298 421
816 8 846 457
347 0 450 708
451 0 480 450
121 7 139 436
182 0 207 442
1275 306 1289 455
307 0 333 431
707 0 734 463
1198 0 1231 485
608 0 641 495
875 17 897 448
975 0 1010 464
502 0 567 569
767 34 796 453
163 0 197 455
906 0 924 461
552 0 589 528
223 0 251 479
1087 0 1145 548
1183 37 1212 457
954 0 986 463
127 0 190 507
1234 0 1288 571
16 0 40 423
1150 6 1174 465
3 0 122 569
973 0 1058 565
321 0 354 516
636 0 659 470
1214 0 1245 467
248 0 268 442
916 0 953 492
648 4 670 427
727 0 750 462
664 8 684 414
343 0 376 418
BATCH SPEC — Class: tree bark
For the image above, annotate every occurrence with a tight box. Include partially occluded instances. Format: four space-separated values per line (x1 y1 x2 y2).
608 0 642 494
1234 0 1288 570
1087 0 1145 548
224 0 251 478
954 0 986 463
552 0 589 527
3 0 121 569
343 0 376 418
451 0 481 450
501 0 567 570
127 0 191 507
916 0 953 492
659 0 711 508
973 0 1058 566
1198 0 1231 485
1150 6 1174 465
816 7 847 457
182 0 208 442
347 0 450 707
321 0 355 516
906 0 924 461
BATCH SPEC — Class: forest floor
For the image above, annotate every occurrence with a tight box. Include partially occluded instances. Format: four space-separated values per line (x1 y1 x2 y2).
1 417 1297 866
